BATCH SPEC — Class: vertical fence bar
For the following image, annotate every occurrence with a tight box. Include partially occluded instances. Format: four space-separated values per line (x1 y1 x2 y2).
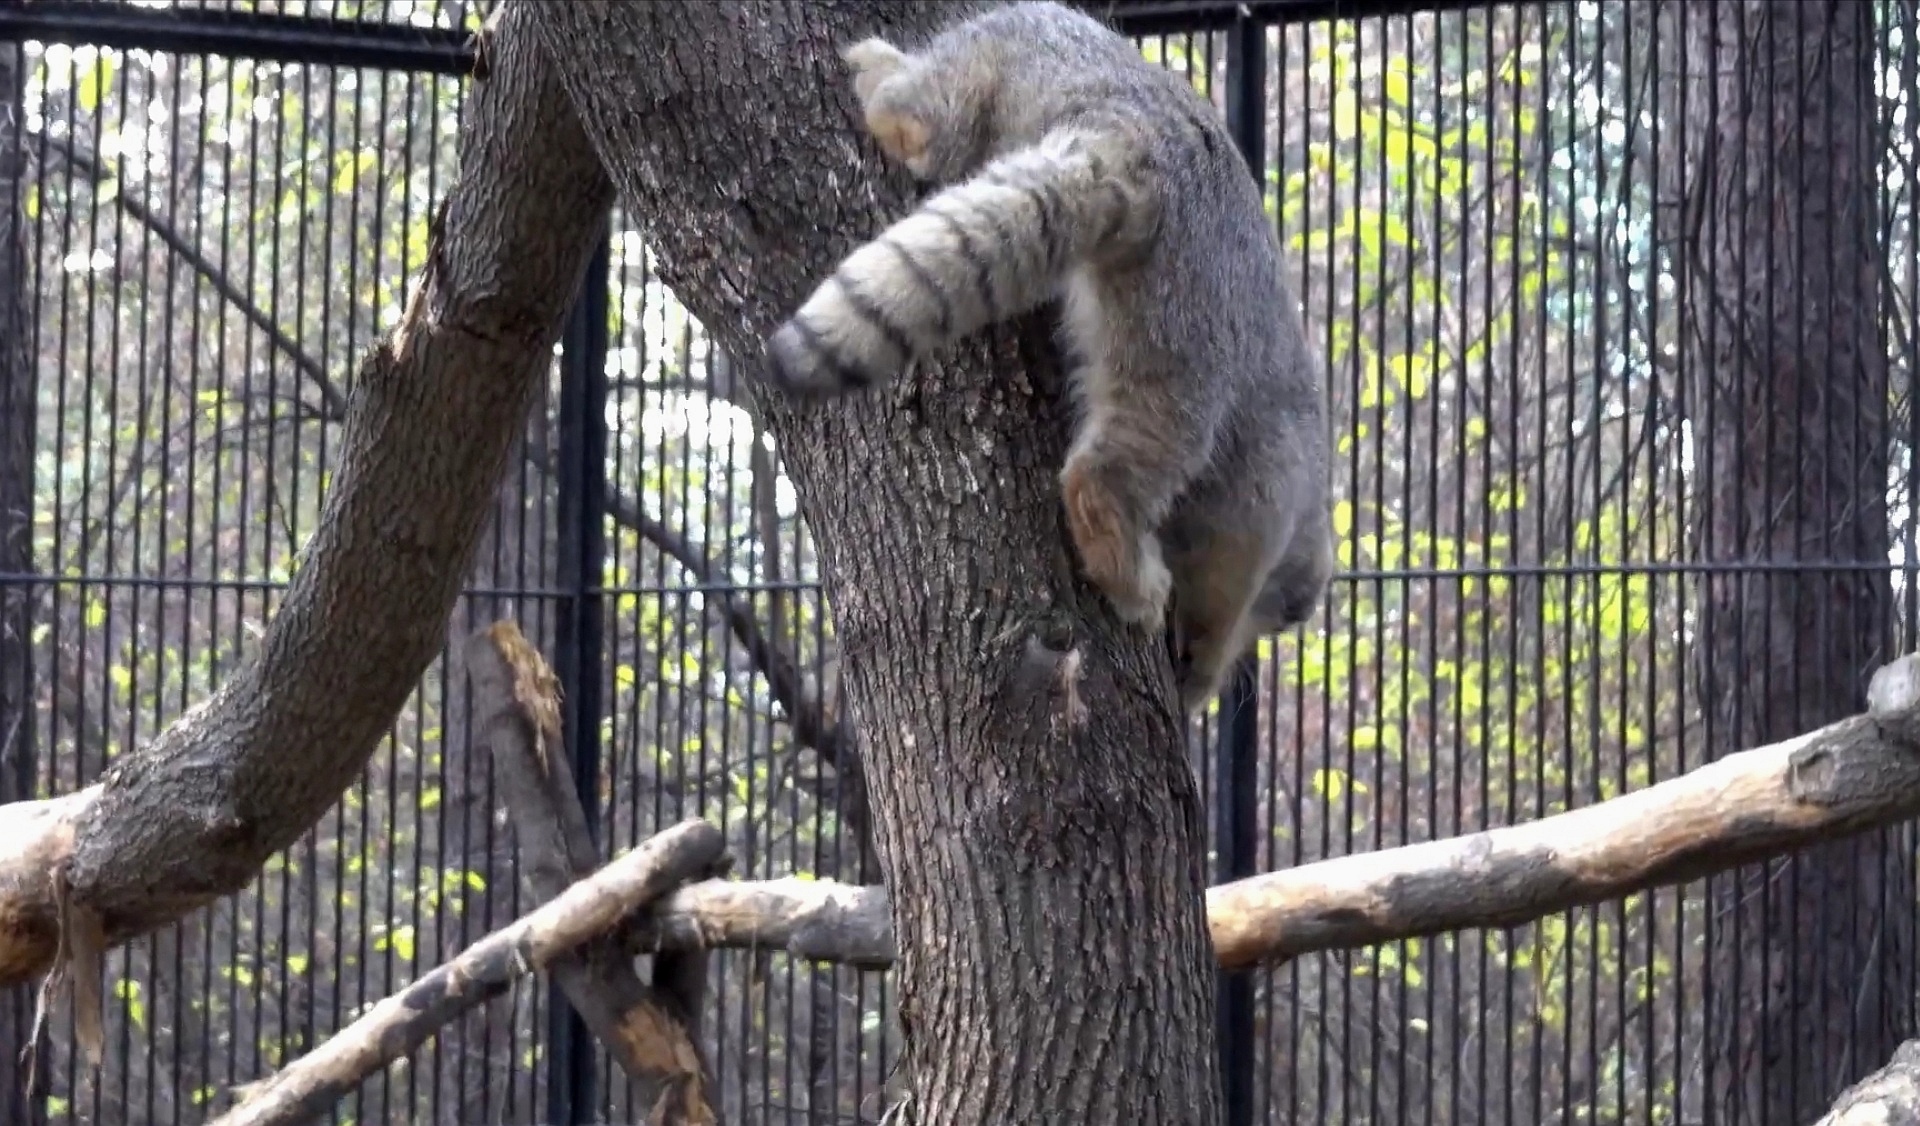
0 29 44 1126
548 227 612 1126
1213 14 1267 1126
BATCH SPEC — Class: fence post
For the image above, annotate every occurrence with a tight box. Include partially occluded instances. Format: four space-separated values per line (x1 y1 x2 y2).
1214 15 1267 1126
549 225 612 1125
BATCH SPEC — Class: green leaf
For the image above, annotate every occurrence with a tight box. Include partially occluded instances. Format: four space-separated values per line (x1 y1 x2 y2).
1384 67 1411 107
78 53 116 113
1332 88 1359 139
1312 767 1344 801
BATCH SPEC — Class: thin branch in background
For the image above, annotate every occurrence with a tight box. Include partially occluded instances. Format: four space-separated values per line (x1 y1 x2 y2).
37 118 855 836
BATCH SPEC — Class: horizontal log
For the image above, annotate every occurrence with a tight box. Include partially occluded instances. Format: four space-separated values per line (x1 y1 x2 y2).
620 653 1920 972
625 876 896 969
1209 652 1920 968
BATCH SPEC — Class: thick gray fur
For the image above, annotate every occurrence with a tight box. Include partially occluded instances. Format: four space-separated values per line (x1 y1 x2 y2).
763 0 1333 712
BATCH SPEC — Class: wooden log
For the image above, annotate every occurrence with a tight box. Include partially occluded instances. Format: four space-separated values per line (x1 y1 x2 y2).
624 876 895 969
206 819 724 1126
1207 652 1920 968
466 621 721 1124
619 654 1920 972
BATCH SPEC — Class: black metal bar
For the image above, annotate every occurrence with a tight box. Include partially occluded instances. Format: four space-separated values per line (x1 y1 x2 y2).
548 227 612 1126
0 0 1525 72
1098 0 1507 36
0 1 474 75
1212 14 1265 1126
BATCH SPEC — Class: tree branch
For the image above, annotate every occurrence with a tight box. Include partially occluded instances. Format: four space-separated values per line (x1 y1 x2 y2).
33 131 348 418
600 482 846 765
466 621 721 1124
206 819 725 1126
42 111 850 835
0 1 613 988
614 653 1920 971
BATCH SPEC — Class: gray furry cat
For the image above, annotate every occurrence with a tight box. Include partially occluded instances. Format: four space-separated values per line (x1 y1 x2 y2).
763 1 1333 712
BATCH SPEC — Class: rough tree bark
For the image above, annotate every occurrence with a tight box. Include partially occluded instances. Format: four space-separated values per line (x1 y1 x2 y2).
0 0 613 986
524 2 1225 1122
0 35 45 1126
1661 2 1911 1121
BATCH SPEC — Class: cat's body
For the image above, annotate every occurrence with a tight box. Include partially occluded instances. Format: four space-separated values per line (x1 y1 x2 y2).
763 1 1332 711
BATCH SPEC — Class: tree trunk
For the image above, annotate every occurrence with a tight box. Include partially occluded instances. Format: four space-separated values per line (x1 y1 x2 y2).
0 36 45 1126
522 3 1224 1122
1662 2 1911 1120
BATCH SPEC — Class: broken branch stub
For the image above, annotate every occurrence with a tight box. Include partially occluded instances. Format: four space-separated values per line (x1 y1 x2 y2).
466 621 721 1124
207 818 725 1126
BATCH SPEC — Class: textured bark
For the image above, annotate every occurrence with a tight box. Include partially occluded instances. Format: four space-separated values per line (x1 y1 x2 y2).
0 1 614 986
1661 3 1910 1120
0 36 45 1126
465 622 719 1124
207 819 725 1126
618 651 1920 971
524 2 1223 1122
1812 1040 1920 1126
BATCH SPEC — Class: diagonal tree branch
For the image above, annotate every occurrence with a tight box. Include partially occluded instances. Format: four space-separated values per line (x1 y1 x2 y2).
41 120 852 814
34 131 349 419
209 819 725 1126
0 0 612 987
466 621 721 1122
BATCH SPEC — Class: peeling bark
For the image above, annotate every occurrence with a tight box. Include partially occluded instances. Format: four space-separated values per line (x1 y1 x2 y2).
0 0 613 986
466 622 720 1124
206 819 725 1126
1661 3 1909 1118
524 2 1223 1122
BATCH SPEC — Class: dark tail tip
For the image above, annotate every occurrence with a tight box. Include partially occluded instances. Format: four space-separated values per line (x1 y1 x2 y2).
761 318 870 401
762 322 816 395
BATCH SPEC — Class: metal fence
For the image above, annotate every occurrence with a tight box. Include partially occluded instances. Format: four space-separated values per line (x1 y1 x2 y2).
4 0 1919 1124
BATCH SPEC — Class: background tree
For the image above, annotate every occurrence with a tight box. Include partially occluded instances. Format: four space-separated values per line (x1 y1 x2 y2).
1658 2 1912 1120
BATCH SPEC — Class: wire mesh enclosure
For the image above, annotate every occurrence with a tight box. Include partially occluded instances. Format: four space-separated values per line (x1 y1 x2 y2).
4 1 1920 1124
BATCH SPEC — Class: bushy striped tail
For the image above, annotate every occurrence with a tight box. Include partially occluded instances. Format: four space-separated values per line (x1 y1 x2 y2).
763 125 1157 397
